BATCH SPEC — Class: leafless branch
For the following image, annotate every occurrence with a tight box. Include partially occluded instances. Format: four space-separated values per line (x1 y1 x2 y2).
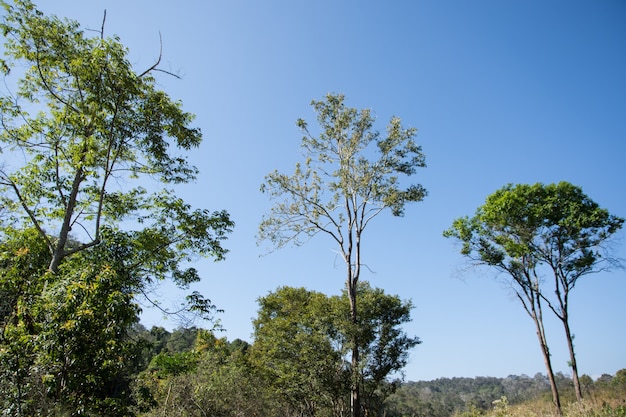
139 32 181 79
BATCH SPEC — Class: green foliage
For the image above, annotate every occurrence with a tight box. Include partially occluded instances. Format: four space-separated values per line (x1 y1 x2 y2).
148 351 199 378
444 182 623 281
260 93 426 250
444 182 624 408
250 286 347 415
138 334 277 417
385 371 626 417
260 93 426 417
0 228 52 416
250 283 419 416
0 1 232 414
0 0 233 273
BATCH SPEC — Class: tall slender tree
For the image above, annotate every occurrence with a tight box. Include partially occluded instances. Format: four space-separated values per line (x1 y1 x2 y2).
259 93 426 417
444 182 623 414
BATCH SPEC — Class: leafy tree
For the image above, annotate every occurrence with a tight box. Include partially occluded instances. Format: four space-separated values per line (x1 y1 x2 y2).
0 1 233 414
350 283 421 415
444 182 624 414
35 236 144 415
251 286 346 416
0 228 50 416
251 283 419 417
259 93 426 417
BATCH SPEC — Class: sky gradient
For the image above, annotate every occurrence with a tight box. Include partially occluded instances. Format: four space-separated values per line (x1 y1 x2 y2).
32 1 626 382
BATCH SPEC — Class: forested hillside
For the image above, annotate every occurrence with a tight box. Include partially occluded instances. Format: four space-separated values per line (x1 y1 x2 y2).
384 372 626 416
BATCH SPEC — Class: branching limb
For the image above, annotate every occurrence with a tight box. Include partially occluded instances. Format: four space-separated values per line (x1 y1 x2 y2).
138 32 180 79
0 169 53 253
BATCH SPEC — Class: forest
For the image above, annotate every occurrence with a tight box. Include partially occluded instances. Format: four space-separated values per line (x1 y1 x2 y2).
0 1 624 416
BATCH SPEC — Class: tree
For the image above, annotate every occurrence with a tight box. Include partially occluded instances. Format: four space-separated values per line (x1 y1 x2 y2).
443 182 623 414
138 331 277 417
251 286 347 416
0 1 233 414
0 228 50 416
251 283 419 417
350 283 421 415
259 93 426 417
35 235 144 415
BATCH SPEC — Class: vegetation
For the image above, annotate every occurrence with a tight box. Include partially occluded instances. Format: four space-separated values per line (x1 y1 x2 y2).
250 283 420 416
132 283 419 417
0 0 232 414
444 182 624 414
132 325 626 417
0 2 623 417
259 92 427 417
384 370 626 417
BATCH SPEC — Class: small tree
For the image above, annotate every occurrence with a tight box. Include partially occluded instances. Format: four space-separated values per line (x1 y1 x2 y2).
444 182 623 414
251 283 419 417
251 286 346 416
259 93 426 417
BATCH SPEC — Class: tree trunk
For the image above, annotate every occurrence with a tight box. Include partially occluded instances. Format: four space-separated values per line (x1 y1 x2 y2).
562 314 583 401
531 312 561 415
348 279 361 417
49 166 84 273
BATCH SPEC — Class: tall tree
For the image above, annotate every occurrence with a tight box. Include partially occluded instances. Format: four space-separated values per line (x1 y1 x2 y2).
444 182 623 414
259 93 426 417
0 0 232 276
0 1 233 414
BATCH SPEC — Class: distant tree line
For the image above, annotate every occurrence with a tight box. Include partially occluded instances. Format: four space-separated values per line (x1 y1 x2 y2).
384 370 626 417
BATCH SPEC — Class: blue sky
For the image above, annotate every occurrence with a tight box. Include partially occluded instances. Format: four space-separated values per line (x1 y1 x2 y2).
32 1 625 382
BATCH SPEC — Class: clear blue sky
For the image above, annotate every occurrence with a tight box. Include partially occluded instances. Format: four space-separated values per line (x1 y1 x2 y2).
34 1 625 382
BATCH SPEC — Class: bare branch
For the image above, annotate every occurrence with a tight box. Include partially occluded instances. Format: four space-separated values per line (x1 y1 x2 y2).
100 9 106 39
139 32 181 79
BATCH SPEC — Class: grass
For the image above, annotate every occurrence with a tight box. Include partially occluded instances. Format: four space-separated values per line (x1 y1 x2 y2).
455 392 626 417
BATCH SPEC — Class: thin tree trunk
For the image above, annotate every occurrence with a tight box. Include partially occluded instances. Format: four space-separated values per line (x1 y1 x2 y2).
562 314 583 401
535 322 561 415
530 301 562 416
348 278 360 417
553 277 583 403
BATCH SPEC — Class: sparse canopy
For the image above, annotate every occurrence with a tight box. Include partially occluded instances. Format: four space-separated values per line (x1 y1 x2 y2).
259 93 426 251
259 93 426 417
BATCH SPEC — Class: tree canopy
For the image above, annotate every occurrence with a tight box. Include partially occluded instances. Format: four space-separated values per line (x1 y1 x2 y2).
444 181 624 414
0 1 233 414
250 283 420 417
